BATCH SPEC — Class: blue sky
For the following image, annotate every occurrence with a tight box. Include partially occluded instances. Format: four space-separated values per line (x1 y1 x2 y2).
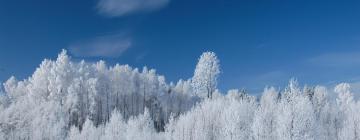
1 0 360 93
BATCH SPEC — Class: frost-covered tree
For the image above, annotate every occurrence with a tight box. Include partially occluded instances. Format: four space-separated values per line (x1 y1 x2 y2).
276 80 316 140
335 83 360 140
31 101 67 140
192 52 220 99
48 49 73 105
68 126 81 140
165 95 256 140
252 87 279 140
291 95 316 140
220 96 256 140
162 79 198 121
0 87 10 111
2 49 360 140
78 118 103 140
28 59 53 103
102 110 126 139
126 108 156 140
313 86 337 140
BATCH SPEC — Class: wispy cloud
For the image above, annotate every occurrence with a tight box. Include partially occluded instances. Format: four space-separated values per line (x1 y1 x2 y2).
306 51 360 98
68 34 132 58
135 52 147 62
308 52 360 67
254 70 290 87
241 70 290 94
97 0 170 17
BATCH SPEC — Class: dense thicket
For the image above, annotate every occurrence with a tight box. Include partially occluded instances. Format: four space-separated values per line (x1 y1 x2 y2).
1 50 360 140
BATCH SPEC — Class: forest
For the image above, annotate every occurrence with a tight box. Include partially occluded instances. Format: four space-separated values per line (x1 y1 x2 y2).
0 50 360 140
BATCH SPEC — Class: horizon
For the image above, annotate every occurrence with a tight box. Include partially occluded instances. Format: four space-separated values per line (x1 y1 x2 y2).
1 49 358 99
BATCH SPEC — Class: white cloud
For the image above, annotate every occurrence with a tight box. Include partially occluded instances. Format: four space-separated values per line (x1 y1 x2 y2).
241 70 290 94
135 52 147 62
308 52 360 67
97 0 170 17
68 34 131 58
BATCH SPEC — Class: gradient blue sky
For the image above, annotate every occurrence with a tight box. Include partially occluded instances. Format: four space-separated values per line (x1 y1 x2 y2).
1 0 360 93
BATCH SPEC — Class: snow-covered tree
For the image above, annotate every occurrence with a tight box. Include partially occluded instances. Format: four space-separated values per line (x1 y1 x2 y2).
335 83 360 140
252 87 279 140
2 49 360 140
276 80 316 140
48 49 73 105
126 108 156 140
102 110 126 140
313 86 337 140
4 76 28 101
31 101 67 140
192 51 220 99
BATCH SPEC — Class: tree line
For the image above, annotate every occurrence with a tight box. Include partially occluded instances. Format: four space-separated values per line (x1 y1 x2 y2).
0 50 359 140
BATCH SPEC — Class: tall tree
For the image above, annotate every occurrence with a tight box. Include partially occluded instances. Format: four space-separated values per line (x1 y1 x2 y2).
252 87 279 140
335 83 360 140
192 52 220 99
